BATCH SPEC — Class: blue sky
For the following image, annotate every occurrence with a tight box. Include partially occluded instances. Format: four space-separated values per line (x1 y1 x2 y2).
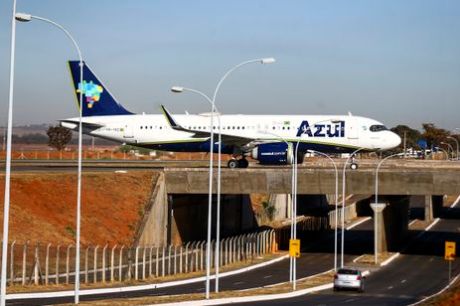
0 0 459 130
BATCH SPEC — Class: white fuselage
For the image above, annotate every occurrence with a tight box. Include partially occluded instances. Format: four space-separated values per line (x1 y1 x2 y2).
62 113 401 152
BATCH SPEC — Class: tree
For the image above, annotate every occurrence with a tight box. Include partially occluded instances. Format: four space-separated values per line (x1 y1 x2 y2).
46 125 72 151
421 123 450 148
390 125 422 150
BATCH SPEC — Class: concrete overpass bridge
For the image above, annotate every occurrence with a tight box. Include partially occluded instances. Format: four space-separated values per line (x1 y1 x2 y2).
165 160 460 195
136 160 460 255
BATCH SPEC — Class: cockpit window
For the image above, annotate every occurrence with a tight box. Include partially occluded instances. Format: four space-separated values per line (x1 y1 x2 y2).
370 125 387 132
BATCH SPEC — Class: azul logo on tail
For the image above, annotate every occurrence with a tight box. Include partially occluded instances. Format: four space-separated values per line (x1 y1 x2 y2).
68 61 132 117
296 120 345 137
77 81 103 108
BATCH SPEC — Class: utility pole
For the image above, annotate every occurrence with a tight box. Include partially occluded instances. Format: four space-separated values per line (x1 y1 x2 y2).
2 128 5 152
403 131 407 158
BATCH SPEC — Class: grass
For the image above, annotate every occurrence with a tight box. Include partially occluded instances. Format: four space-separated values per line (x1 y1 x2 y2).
353 252 396 266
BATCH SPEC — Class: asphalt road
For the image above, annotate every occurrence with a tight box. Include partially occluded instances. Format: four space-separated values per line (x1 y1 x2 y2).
235 209 460 306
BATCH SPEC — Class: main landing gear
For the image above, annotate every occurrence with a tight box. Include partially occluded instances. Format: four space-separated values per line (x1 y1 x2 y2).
349 155 359 170
227 158 249 169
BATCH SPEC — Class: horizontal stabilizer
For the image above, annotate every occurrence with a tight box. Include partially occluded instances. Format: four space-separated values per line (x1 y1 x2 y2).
59 119 105 131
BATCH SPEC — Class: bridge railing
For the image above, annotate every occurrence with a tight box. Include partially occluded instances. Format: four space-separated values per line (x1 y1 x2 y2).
1 229 277 287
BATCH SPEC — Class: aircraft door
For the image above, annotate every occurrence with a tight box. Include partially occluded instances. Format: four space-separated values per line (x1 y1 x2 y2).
347 118 359 139
123 125 134 138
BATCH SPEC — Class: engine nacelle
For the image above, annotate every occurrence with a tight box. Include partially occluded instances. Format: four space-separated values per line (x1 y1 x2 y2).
251 143 294 165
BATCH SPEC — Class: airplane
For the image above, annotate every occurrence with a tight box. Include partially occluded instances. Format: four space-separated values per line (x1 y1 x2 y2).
60 61 401 168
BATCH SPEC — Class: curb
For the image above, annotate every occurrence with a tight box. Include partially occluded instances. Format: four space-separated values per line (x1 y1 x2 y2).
151 283 334 306
346 217 371 231
380 252 400 266
408 273 460 306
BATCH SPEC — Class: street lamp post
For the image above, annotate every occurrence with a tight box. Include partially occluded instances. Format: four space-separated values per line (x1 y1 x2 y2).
171 57 275 298
441 142 454 160
291 129 310 289
438 147 450 160
1 1 18 305
307 150 338 271
171 86 216 299
446 136 459 161
15 12 84 304
373 152 404 264
259 131 295 283
341 148 363 268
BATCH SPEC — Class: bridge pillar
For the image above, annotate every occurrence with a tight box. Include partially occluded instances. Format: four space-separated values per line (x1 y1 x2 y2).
424 195 444 221
372 196 410 253
370 203 386 258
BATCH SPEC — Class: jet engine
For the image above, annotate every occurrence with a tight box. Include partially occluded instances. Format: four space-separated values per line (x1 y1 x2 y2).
251 143 294 165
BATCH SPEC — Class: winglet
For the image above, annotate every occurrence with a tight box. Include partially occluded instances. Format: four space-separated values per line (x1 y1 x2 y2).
160 105 181 128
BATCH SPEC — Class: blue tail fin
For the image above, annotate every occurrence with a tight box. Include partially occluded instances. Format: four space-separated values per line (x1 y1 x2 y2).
68 61 133 116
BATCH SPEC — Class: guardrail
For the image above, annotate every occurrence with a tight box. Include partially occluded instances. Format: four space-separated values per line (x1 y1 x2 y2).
2 229 277 287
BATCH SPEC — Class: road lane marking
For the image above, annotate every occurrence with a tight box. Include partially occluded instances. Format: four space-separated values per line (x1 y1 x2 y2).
387 286 393 290
408 219 417 227
263 275 273 279
263 269 334 289
401 279 407 283
344 299 356 303
233 281 244 285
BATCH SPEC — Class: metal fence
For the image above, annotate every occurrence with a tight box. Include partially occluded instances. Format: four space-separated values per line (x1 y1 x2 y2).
328 202 357 228
2 229 276 286
275 216 329 249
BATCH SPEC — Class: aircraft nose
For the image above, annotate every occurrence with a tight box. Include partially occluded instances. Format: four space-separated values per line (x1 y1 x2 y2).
390 132 402 148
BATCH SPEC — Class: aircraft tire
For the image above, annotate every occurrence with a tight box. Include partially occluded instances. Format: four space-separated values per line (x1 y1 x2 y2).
238 158 249 168
296 152 305 164
228 159 239 169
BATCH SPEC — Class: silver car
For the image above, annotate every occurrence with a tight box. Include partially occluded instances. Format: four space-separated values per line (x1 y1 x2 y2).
333 268 364 292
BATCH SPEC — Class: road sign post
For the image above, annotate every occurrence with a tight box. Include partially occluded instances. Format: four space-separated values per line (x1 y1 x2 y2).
445 241 456 281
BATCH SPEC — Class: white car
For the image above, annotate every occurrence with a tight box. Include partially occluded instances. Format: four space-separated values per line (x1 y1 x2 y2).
333 268 365 292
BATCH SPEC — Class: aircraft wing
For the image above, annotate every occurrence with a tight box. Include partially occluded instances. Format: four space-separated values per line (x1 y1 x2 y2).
160 105 255 147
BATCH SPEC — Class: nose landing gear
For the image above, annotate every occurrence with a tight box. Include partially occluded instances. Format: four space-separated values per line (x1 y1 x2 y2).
349 155 359 170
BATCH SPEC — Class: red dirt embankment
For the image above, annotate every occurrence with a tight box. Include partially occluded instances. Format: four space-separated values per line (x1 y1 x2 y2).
0 171 157 246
